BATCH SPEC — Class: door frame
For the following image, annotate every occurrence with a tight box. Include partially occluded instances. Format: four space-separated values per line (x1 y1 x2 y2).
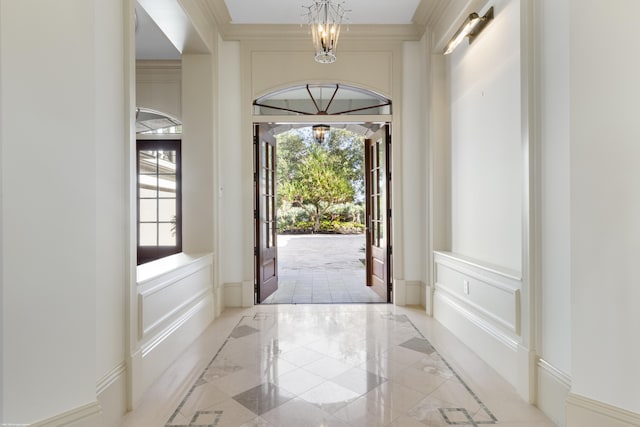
252 118 393 304
365 124 393 302
254 125 279 303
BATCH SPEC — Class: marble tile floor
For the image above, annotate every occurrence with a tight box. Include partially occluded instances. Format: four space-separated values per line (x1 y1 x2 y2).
121 304 556 427
261 272 386 304
262 234 386 304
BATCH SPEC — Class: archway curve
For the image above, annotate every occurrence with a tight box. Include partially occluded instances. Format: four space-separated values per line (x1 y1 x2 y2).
253 82 392 118
253 79 392 104
135 107 182 134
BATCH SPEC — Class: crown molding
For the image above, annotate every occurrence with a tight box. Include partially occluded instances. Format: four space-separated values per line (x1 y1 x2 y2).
136 60 182 70
220 23 423 41
202 0 231 29
202 0 453 42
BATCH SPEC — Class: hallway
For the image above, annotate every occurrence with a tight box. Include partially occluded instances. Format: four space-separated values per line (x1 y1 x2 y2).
121 304 554 427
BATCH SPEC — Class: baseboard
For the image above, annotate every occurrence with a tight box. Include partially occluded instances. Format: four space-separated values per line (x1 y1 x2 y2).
95 363 127 427
242 280 254 307
537 359 571 427
224 282 243 307
405 281 426 307
394 279 407 305
30 401 102 427
566 393 640 427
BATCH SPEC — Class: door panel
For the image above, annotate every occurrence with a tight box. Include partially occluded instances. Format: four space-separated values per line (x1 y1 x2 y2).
365 125 391 302
255 125 278 303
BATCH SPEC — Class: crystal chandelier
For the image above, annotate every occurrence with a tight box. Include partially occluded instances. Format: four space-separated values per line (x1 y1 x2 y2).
303 0 349 64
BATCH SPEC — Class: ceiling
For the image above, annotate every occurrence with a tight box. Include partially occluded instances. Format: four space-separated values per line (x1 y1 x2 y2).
224 0 422 25
136 0 437 60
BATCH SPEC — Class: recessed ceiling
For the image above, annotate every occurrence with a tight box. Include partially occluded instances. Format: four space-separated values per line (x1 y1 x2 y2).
224 0 422 25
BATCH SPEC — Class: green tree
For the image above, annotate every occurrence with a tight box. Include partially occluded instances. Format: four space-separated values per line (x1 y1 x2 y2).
279 143 355 232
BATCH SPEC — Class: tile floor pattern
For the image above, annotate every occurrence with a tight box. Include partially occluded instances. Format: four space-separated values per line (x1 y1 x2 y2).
262 234 386 304
164 310 499 427
122 304 556 427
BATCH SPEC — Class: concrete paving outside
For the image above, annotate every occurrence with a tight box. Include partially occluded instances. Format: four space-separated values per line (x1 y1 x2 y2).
261 234 387 304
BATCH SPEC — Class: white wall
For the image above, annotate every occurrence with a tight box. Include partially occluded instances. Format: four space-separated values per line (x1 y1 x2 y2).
94 1 128 425
537 0 571 399
1 0 100 423
569 0 640 414
0 2 4 420
136 62 182 120
217 39 244 287
449 0 523 273
182 54 215 254
402 40 428 288
95 0 126 386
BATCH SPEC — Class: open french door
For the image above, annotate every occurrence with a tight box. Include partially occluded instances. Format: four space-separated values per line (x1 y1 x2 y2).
254 125 278 303
365 124 392 302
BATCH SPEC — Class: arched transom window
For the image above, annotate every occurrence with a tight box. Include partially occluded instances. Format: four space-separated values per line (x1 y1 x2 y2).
253 84 391 116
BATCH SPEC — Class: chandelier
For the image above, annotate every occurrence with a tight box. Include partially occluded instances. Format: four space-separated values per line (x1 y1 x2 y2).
303 0 349 64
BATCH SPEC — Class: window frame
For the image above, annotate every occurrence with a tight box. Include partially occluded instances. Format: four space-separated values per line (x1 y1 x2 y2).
136 139 182 265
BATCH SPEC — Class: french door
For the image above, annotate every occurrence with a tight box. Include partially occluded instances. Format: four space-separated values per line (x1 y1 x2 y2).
254 125 278 303
365 124 392 302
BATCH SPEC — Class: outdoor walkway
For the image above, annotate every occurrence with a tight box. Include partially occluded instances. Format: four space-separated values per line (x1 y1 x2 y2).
261 234 386 304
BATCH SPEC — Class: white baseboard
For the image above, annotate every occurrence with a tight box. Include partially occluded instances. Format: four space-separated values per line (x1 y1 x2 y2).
434 290 519 386
394 279 407 305
567 393 640 427
29 364 128 427
224 282 243 307
30 401 102 427
94 363 127 427
405 281 426 306
242 280 254 307
537 359 571 427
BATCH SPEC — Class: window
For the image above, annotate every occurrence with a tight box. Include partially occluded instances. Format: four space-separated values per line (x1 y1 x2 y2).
137 140 182 264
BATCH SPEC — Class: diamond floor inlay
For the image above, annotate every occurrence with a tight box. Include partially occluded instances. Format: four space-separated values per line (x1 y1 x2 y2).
163 306 504 427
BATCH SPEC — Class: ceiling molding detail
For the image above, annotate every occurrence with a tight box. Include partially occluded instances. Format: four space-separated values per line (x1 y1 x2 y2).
220 23 424 42
202 0 455 42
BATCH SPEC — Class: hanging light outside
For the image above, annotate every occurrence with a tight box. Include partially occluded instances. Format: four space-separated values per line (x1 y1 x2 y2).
303 0 349 64
312 124 330 143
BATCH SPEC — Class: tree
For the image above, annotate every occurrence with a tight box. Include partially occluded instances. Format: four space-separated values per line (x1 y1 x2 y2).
279 144 355 232
277 127 365 233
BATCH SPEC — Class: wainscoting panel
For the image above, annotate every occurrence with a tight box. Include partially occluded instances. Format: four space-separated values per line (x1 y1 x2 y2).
131 253 215 406
433 251 523 387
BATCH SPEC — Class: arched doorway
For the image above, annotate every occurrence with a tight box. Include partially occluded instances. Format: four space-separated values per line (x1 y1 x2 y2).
252 84 392 304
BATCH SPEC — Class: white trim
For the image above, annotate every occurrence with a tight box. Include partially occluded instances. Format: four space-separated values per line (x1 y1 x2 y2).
136 133 182 140
96 363 127 396
242 280 254 307
251 115 393 124
223 282 243 308
31 402 102 427
404 281 425 306
538 358 571 389
140 296 210 358
434 251 522 282
435 290 519 351
435 282 519 333
537 358 571 427
567 393 640 427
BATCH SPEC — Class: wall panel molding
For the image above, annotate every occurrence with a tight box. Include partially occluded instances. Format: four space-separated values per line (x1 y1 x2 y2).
567 393 640 427
433 251 524 388
31 402 102 427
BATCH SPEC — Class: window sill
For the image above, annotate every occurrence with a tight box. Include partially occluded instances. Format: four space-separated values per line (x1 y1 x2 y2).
137 252 213 285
